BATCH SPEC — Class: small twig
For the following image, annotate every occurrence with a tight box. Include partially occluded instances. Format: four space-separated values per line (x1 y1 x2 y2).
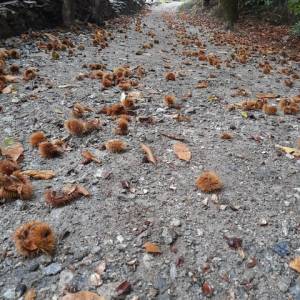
160 132 187 142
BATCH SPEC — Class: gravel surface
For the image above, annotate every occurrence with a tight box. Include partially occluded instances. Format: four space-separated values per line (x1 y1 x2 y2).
0 2 300 300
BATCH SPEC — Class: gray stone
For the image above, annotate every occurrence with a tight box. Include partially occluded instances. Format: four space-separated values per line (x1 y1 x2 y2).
59 270 74 291
2 289 15 300
278 277 291 293
43 263 62 276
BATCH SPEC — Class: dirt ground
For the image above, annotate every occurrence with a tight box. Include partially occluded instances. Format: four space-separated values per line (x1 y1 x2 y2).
0 2 300 300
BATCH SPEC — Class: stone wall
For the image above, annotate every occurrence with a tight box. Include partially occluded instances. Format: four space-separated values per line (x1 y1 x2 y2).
0 0 145 39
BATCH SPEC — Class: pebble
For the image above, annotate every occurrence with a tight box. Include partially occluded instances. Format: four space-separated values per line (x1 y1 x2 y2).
170 218 181 227
3 289 15 299
59 270 74 291
290 283 300 300
161 227 176 245
272 241 290 257
156 107 166 114
278 277 291 292
89 272 102 287
170 263 177 280
28 262 39 272
43 263 62 276
15 283 27 297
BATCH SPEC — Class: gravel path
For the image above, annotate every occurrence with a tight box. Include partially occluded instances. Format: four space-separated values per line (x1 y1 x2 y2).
0 3 300 300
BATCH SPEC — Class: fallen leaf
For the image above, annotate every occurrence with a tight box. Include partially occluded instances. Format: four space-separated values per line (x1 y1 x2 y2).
144 242 161 254
24 288 36 300
246 257 257 268
256 92 277 99
21 170 55 180
62 291 105 300
116 280 132 296
45 185 90 207
224 236 243 250
196 80 208 89
2 84 13 94
173 142 191 161
202 281 214 296
141 143 156 164
4 75 18 83
208 95 219 101
276 145 300 158
75 185 91 197
1 141 24 162
241 111 248 119
81 150 101 164
289 257 300 273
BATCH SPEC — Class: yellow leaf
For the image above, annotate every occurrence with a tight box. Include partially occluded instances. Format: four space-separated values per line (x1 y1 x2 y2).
141 143 156 164
275 145 300 158
208 95 219 101
173 142 191 161
21 170 56 180
61 291 105 300
289 257 300 273
52 51 60 60
241 111 248 119
144 242 161 254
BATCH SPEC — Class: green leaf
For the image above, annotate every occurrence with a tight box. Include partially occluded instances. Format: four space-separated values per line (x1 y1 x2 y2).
2 137 15 147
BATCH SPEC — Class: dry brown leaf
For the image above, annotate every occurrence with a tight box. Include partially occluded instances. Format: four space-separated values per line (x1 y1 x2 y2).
81 150 101 164
289 257 300 273
196 81 208 89
76 185 91 197
2 84 13 94
45 184 90 207
62 291 105 300
173 142 191 161
256 92 277 99
4 75 18 83
1 142 24 162
141 143 156 164
144 242 161 254
21 170 55 180
63 184 90 197
24 288 36 300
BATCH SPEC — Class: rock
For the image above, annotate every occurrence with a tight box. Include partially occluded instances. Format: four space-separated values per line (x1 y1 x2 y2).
28 262 39 272
43 263 62 276
89 273 103 287
156 108 166 114
278 277 291 292
147 287 159 298
95 261 106 275
185 107 196 114
170 218 181 227
15 283 27 297
59 270 74 292
272 241 289 257
161 227 177 245
170 263 177 280
290 283 300 300
2 288 15 299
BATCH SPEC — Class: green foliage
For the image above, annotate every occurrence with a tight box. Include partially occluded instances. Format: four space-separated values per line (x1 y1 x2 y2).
288 0 300 15
291 21 300 35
